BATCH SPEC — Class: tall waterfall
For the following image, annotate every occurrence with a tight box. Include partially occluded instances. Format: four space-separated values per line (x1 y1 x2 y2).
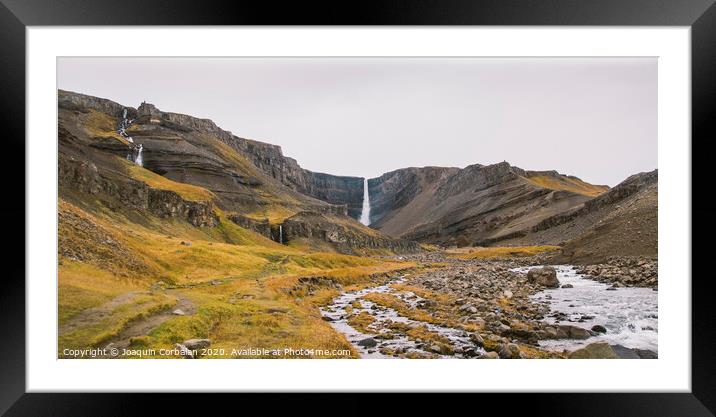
279 225 283 244
135 144 144 167
359 178 371 226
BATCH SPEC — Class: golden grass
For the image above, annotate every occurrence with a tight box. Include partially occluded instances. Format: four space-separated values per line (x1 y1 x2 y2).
243 205 299 224
58 262 144 325
58 195 411 357
448 245 560 260
347 311 376 333
82 110 126 142
527 175 608 197
124 161 215 202
58 290 176 352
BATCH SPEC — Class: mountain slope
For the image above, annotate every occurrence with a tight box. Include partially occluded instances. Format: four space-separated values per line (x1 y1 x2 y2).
58 90 417 254
369 162 609 247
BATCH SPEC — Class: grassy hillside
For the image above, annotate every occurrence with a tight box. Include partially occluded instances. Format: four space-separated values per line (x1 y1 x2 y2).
59 193 414 358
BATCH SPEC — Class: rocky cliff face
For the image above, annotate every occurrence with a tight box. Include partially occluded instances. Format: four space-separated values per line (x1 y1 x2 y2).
132 100 365 218
59 156 219 227
281 212 420 255
58 89 417 255
218 137 364 218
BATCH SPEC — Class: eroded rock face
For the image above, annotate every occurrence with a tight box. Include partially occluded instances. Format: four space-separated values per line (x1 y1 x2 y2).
59 156 219 228
148 189 219 227
281 212 420 254
132 99 365 218
218 137 364 218
59 90 138 119
228 214 272 239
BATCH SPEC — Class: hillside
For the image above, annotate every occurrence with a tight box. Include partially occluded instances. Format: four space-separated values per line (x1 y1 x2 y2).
58 90 416 255
369 162 609 247
57 90 423 358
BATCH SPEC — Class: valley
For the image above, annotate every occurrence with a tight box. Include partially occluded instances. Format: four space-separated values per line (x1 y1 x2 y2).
57 90 658 359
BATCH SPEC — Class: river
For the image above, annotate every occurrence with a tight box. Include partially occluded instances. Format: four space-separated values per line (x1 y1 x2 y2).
513 265 658 353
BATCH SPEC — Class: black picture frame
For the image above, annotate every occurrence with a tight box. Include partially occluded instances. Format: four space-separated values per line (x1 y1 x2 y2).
2 0 715 415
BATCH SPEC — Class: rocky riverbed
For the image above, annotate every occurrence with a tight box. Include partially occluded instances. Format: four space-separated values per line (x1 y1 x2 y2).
320 252 658 359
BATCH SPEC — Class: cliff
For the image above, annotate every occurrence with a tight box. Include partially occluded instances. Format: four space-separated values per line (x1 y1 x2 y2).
57 89 416 255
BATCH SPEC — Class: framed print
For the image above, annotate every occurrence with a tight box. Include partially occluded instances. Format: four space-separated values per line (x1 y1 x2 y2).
3 0 716 415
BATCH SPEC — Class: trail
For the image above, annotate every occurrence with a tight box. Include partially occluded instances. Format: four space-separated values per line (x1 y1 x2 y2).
105 290 196 351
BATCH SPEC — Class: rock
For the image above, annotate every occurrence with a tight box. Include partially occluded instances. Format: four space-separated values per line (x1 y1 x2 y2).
469 333 484 347
429 344 443 354
591 325 607 333
357 337 378 348
478 351 499 359
558 325 591 340
174 343 194 359
561 284 574 289
503 290 513 299
498 343 522 359
568 342 619 359
635 349 658 359
611 344 641 359
321 316 334 322
183 339 211 350
606 286 617 291
527 266 559 288
172 309 186 316
180 241 192 246
462 348 479 358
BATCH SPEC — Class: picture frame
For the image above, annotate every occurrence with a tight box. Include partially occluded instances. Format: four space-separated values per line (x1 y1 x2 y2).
2 0 715 415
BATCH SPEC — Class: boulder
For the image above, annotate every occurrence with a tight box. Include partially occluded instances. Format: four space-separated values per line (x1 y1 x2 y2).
561 284 574 289
611 344 640 359
591 325 607 333
558 325 591 340
357 337 378 348
469 333 484 347
498 343 522 359
527 266 559 288
183 339 211 350
172 309 186 316
568 342 619 359
478 351 500 359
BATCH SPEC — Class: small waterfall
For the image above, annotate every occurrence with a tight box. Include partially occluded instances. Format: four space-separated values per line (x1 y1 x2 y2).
279 225 283 244
135 144 144 167
359 178 371 226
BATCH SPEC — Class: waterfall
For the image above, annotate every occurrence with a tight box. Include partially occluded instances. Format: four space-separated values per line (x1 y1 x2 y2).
359 178 371 226
135 144 144 167
279 225 283 244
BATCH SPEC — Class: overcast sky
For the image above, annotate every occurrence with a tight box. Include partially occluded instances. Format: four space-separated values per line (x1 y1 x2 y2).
58 57 656 186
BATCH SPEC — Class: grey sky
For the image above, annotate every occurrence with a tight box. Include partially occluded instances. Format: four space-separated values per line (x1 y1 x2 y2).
58 57 656 186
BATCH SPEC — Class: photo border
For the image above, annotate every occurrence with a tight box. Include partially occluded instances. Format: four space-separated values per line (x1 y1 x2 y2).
2 0 715 415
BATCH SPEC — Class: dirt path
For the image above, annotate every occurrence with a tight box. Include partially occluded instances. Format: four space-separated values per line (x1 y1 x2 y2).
104 290 197 351
59 291 143 335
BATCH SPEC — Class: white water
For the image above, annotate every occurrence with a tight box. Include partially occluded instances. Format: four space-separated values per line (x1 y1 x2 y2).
512 265 658 353
359 178 371 226
135 144 144 167
279 225 283 244
320 276 482 358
